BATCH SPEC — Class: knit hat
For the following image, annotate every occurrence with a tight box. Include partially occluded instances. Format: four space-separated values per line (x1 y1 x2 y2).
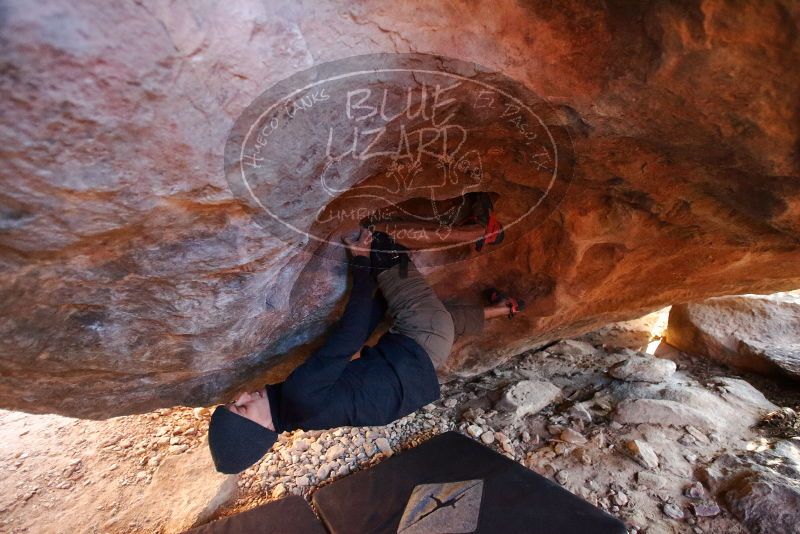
208 405 278 474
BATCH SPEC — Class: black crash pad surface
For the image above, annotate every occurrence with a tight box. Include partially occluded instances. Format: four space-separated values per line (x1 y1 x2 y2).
313 431 627 534
184 495 326 534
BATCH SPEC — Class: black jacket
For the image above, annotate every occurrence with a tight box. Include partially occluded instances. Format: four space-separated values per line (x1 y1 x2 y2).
266 256 441 432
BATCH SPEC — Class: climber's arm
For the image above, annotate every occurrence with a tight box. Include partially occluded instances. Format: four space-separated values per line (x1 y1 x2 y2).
280 256 375 404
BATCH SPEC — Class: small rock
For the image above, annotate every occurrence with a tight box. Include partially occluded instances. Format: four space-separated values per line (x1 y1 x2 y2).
296 475 310 487
555 470 570 485
496 380 561 419
609 356 676 383
549 340 596 357
685 481 706 500
636 471 667 490
560 428 588 445
627 440 659 469
685 425 710 444
521 431 531 443
168 444 189 454
292 439 310 453
663 503 685 520
272 483 287 498
444 398 458 408
467 425 483 438
691 501 720 517
316 465 332 480
325 444 346 462
554 442 573 456
611 492 629 506
375 437 393 456
569 403 593 423
480 431 495 444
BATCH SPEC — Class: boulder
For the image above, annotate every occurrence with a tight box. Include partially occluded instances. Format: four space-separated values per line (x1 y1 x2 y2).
701 441 800 534
107 444 237 532
610 376 776 432
667 293 800 381
609 356 676 383
2 1 800 417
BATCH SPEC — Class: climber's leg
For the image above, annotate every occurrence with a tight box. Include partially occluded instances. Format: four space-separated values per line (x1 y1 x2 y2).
376 262 454 369
444 302 485 338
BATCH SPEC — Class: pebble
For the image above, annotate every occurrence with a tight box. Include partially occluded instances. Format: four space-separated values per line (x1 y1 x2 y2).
292 439 310 453
444 398 458 408
272 483 287 498
555 470 570 485
611 492 629 506
663 503 685 520
560 428 588 445
692 502 720 517
296 476 310 486
375 437 393 456
569 403 593 423
316 465 332 480
466 425 483 438
480 431 495 444
554 442 573 456
325 444 346 462
685 481 706 500
168 444 188 454
627 440 659 469
547 424 564 435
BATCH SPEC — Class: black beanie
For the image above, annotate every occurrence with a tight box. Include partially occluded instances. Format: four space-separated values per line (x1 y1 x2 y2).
208 405 278 474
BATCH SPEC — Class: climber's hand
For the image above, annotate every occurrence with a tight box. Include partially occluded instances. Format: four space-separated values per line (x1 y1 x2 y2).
342 227 372 258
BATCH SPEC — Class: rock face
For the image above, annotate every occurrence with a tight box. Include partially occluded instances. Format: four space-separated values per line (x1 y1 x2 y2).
666 292 800 380
1 0 800 418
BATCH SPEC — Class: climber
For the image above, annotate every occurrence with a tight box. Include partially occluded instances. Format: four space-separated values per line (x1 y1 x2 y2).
207 227 524 474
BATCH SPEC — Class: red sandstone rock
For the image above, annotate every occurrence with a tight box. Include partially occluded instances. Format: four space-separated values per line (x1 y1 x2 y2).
0 0 799 417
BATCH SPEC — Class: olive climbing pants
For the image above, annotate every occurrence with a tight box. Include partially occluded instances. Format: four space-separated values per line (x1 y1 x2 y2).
377 263 484 369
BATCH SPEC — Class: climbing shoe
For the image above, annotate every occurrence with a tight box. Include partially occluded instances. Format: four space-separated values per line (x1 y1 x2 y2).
463 192 505 251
